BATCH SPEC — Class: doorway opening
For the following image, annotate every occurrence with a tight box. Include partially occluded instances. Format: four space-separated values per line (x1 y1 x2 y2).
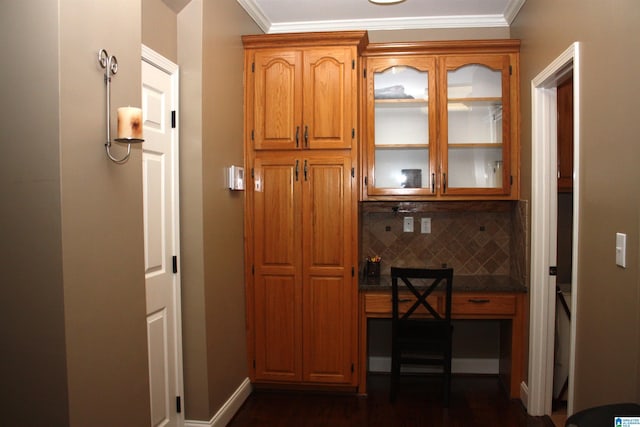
528 42 581 417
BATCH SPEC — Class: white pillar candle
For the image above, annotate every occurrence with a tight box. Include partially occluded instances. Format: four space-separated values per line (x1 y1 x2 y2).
117 107 143 140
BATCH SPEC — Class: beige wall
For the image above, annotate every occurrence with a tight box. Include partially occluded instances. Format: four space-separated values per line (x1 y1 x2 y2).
178 0 209 418
59 1 150 425
512 0 640 411
175 0 262 421
143 0 178 63
201 0 260 414
2 1 150 426
0 2 69 425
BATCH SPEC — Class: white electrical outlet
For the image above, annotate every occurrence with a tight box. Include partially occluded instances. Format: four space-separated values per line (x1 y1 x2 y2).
421 217 431 234
403 217 414 233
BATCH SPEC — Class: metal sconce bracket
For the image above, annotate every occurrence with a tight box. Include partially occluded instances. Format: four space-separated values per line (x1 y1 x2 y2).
98 49 143 164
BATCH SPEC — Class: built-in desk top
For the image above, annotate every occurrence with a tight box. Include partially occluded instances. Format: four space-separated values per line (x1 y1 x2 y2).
359 274 527 293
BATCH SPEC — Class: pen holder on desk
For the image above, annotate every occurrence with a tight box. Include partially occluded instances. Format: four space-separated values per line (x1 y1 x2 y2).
366 261 381 277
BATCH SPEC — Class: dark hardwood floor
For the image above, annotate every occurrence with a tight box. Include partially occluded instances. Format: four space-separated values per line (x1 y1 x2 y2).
227 374 555 427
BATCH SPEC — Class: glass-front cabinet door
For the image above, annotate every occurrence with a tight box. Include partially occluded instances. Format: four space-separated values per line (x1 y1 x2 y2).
366 57 437 196
439 55 511 196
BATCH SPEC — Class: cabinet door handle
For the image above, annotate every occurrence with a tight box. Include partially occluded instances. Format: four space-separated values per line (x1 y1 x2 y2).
442 172 447 193
295 126 300 148
431 173 435 193
304 125 309 148
295 160 299 181
303 160 308 181
468 298 491 304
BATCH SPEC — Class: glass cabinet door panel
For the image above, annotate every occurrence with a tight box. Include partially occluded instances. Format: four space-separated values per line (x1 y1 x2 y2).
447 147 503 188
447 101 502 144
444 61 508 191
375 104 428 145
374 148 430 189
369 59 436 194
375 65 429 100
448 64 502 98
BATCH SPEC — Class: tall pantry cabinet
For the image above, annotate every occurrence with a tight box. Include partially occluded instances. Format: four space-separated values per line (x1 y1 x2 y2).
242 32 368 387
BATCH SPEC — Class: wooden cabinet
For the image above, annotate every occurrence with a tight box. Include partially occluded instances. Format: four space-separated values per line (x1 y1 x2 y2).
361 40 520 200
245 33 365 151
243 32 366 387
250 152 356 384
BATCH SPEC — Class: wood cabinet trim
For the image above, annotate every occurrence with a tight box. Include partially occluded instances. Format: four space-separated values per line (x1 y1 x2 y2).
242 31 369 52
363 39 521 57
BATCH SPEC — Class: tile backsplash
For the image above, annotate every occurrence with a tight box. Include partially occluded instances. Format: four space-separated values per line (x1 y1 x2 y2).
360 201 528 285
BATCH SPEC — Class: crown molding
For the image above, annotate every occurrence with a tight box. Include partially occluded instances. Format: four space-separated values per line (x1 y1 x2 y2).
268 15 508 34
236 0 271 33
237 0 518 34
504 0 526 24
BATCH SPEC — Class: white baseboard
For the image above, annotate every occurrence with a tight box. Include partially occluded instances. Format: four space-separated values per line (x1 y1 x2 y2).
184 377 252 427
368 356 499 374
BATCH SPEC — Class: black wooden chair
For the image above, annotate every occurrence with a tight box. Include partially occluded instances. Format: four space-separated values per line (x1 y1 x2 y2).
390 267 454 406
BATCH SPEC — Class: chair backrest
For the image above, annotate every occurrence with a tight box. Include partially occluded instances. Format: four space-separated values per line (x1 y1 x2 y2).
390 267 454 323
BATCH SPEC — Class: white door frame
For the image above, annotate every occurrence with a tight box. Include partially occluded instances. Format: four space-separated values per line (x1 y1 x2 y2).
528 42 581 416
142 44 184 423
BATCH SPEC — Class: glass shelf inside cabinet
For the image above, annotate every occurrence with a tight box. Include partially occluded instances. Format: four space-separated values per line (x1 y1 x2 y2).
374 66 430 190
447 64 504 189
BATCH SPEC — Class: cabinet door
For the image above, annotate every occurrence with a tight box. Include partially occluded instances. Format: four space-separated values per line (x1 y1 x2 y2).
365 56 438 197
439 55 512 196
301 155 354 383
303 48 356 150
251 50 303 150
252 154 303 381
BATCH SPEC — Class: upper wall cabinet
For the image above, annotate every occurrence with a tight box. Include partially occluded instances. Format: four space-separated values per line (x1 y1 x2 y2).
362 40 520 200
243 32 368 151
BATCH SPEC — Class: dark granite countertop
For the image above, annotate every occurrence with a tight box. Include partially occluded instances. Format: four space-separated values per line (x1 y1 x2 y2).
360 274 527 293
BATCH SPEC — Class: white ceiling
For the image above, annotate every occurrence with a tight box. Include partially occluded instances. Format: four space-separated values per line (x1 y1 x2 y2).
237 0 526 34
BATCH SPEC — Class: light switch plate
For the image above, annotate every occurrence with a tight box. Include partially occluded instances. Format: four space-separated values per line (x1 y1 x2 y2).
403 217 414 233
616 232 627 268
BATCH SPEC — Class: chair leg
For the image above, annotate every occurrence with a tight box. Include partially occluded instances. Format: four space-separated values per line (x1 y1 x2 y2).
443 343 452 407
390 349 398 402
443 361 451 407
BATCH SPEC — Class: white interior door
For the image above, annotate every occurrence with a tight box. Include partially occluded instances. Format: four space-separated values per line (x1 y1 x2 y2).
142 47 183 427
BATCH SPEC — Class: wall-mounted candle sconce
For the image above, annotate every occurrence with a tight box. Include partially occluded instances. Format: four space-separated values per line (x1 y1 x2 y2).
98 49 144 164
